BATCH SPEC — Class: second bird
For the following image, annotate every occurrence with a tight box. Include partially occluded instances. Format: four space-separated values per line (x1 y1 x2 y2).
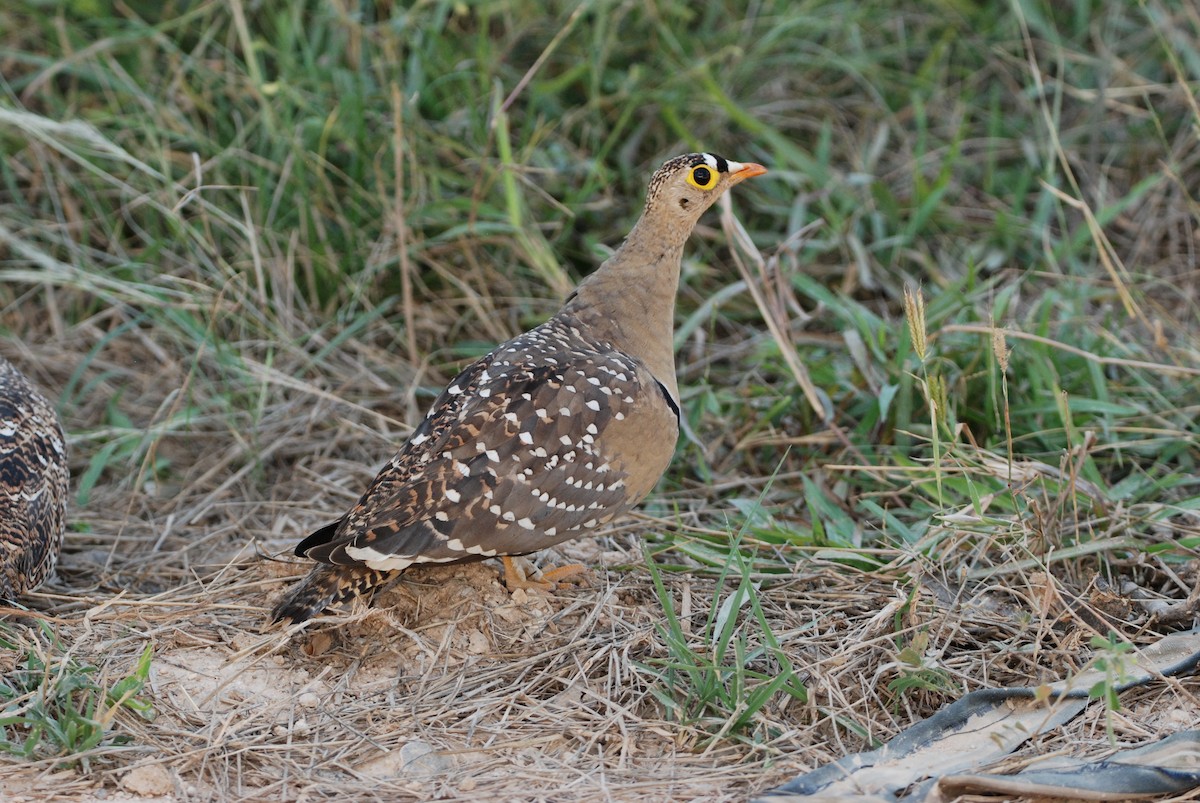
272 152 767 624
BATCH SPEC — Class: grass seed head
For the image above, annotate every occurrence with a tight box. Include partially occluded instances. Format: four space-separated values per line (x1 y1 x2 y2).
992 325 1010 373
904 285 928 363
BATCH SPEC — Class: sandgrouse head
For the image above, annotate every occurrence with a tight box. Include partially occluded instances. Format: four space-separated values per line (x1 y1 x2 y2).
640 152 767 237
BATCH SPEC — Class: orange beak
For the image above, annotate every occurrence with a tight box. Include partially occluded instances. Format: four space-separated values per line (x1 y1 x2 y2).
728 161 768 184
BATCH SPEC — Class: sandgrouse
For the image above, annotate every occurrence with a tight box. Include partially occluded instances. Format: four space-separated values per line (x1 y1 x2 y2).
272 153 766 623
0 356 68 601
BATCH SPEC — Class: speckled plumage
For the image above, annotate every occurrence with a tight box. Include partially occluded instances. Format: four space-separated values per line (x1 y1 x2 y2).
273 153 766 623
0 356 68 600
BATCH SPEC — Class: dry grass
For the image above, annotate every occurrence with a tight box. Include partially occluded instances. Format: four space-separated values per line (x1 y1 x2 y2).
3 1 1200 800
1 327 1198 801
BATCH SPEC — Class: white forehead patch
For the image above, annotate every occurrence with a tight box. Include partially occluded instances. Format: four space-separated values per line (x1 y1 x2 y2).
702 153 719 169
726 159 746 173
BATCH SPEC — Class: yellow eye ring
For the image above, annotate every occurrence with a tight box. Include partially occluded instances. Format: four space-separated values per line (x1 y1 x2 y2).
686 164 719 190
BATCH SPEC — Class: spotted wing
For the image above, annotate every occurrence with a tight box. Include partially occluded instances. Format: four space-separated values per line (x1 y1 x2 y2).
299 329 670 570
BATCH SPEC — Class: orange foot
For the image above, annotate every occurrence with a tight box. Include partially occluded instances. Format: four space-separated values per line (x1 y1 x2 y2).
502 556 590 591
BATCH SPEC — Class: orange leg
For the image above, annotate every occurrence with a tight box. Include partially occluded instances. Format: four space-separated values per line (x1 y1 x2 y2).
502 556 590 591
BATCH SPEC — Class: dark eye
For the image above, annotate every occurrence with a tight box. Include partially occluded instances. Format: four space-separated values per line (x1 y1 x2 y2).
687 165 718 190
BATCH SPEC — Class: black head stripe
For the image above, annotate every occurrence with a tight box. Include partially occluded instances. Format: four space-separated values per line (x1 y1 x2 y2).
684 153 730 173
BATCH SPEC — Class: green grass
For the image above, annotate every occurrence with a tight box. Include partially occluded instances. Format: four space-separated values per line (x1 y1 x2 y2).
1 0 1198 758
640 486 809 748
642 540 808 748
1085 631 1136 743
0 624 154 766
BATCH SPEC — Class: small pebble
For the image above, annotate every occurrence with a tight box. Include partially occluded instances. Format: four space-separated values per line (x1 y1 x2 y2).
467 630 490 654
121 764 172 796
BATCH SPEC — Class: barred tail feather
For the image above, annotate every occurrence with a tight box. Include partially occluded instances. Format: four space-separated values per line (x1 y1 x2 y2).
271 564 395 624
